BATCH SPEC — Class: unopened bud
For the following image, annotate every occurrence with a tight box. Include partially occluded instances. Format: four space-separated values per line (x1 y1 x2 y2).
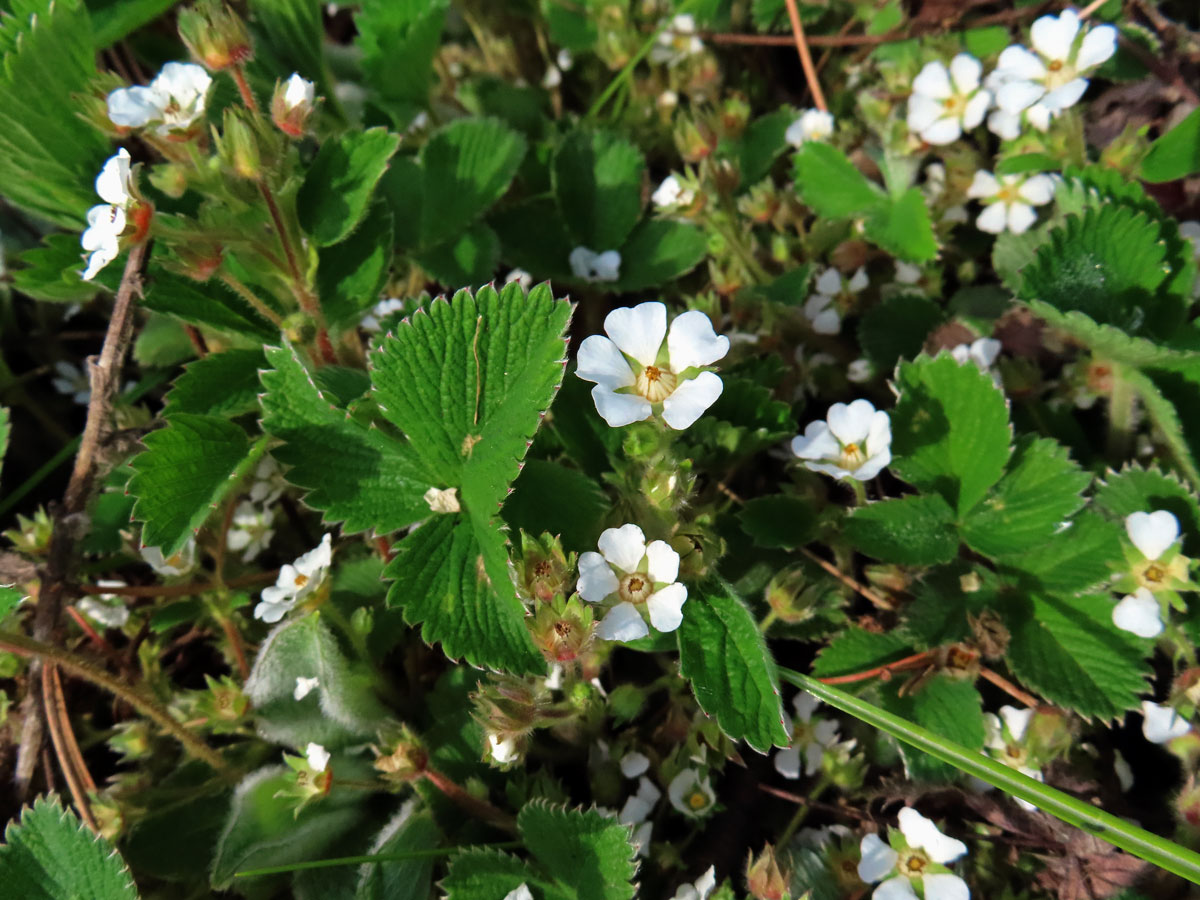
518 532 574 603
172 242 224 282
373 725 427 782
765 567 824 624
272 73 316 137
218 108 261 179
863 564 910 594
674 116 716 163
148 162 190 198
737 178 780 224
178 0 253 71
719 95 751 139
531 596 594 663
746 843 789 900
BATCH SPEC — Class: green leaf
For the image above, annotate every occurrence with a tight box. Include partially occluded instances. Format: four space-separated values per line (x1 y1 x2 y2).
792 142 882 217
0 796 136 900
503 459 610 552
891 354 1013 515
1142 106 1200 183
963 25 1011 56
995 152 1060 176
541 0 598 51
443 849 540 900
960 436 1091 559
811 627 913 679
553 128 646 251
11 233 104 302
1093 464 1200 556
249 0 336 107
1024 300 1198 367
901 563 1000 649
122 769 231 883
1003 593 1151 720
355 0 447 128
1128 366 1200 491
677 577 790 753
518 803 638 900
0 584 24 621
863 187 938 263
879 675 984 781
245 613 391 747
491 197 576 284
298 128 401 246
355 803 440 900
614 218 707 292
163 349 266 418
737 495 818 549
1000 510 1123 596
259 342 432 534
318 202 394 329
141 271 278 341
127 415 268 556
845 494 959 566
857 294 943 371
736 109 795 186
89 0 178 47
419 117 526 249
417 222 501 288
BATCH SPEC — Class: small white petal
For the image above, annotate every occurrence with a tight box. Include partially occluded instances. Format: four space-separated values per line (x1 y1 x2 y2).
653 176 683 208
305 742 330 771
971 337 1002 369
503 885 534 900
847 267 869 293
284 73 315 108
999 705 1034 742
570 246 598 279
620 751 651 778
95 149 133 207
577 335 637 390
1042 78 1089 112
827 399 877 445
997 45 1047 82
667 310 730 371
106 85 161 127
691 866 717 900
812 718 841 748
1125 510 1179 560
293 676 319 700
976 203 1009 234
578 551 621 603
646 583 687 632
591 386 652 427
921 117 963 146
857 833 900 883
593 250 621 281
1142 701 1191 743
1077 24 1117 70
997 79 1046 114
792 421 841 461
645 540 680 584
811 308 841 335
874 877 920 900
912 61 953 100
793 691 821 722
1031 10 1080 64
966 170 1001 199
815 268 843 295
987 108 1023 140
596 602 649 643
907 94 946 133
773 745 802 779
949 53 983 93
598 524 647 573
1026 103 1054 132
963 90 992 129
1113 589 1164 638
803 743 825 775
605 302 667 366
632 821 653 856
661 371 724 430
1007 202 1038 235
922 873 970 900
898 808 967 864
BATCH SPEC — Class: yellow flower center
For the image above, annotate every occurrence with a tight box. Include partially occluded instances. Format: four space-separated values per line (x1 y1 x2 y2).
839 442 866 471
942 95 964 114
294 573 309 589
620 573 653 604
900 851 929 878
687 790 709 810
635 365 678 403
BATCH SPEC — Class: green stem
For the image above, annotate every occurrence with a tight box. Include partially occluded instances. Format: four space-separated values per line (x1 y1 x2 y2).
234 842 523 878
1106 362 1135 463
779 667 1200 886
759 609 780 634
777 776 828 848
708 215 771 284
849 478 868 507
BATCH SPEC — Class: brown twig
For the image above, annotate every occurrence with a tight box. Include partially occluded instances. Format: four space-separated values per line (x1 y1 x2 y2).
231 64 259 113
817 651 933 685
782 0 827 111
421 767 518 834
980 666 1041 709
221 616 251 682
800 547 894 611
14 240 153 799
41 665 99 833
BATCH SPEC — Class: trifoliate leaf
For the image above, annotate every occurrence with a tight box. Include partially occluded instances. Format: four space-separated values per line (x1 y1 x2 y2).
245 614 391 748
259 343 433 535
355 0 447 128
1002 593 1151 721
845 494 959 566
864 187 938 263
879 675 985 782
553 127 646 251
0 796 137 900
419 117 526 249
355 802 440 900
960 436 1091 559
298 128 401 246
792 141 882 217
998 511 1122 597
128 414 268 556
737 495 819 549
503 459 610 552
615 218 707 292
891 354 1013 516
1093 464 1200 556
677 577 790 753
1142 105 1200 183
317 201 395 329
518 803 638 900
857 294 943 371
163 349 266 418
442 848 542 900
811 628 913 679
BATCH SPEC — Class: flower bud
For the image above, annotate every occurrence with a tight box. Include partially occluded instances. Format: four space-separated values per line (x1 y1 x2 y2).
171 242 224 282
199 674 250 734
746 843 789 900
374 725 428 782
863 564 911 594
148 162 190 199
272 73 316 137
1178 777 1200 832
737 178 781 224
719 94 751 138
178 0 253 71
765 567 826 624
531 595 594 663
674 116 716 163
279 745 333 811
218 107 261 179
517 532 575 603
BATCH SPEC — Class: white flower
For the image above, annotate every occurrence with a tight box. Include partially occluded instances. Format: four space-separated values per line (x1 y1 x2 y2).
52 360 91 405
950 337 1002 372
653 175 695 210
667 769 716 819
81 148 138 282
569 246 622 283
282 73 315 111
907 54 991 145
248 456 286 505
576 301 729 430
982 706 1042 810
966 171 1055 235
774 692 842 779
254 534 333 623
620 751 651 778
847 358 874 384
504 268 533 291
488 733 519 764
557 49 574 71
107 62 213 135
293 676 319 700
986 101 1057 140
1126 510 1179 561
1142 700 1191 744
793 399 892 482
619 775 660 857
579 524 687 642
140 538 196 577
360 297 405 333
786 109 835 147
503 886 534 900
77 580 129 628
1113 587 1164 638
672 866 717 900
858 808 969 900
805 267 868 335
305 742 330 772
651 14 703 64
542 64 562 89
226 500 276 562
991 10 1117 117
894 261 922 285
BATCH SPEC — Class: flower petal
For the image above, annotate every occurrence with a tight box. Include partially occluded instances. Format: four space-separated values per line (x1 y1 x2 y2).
921 117 963 146
645 539 680 584
1142 700 1191 744
827 399 877 444
667 310 730 371
578 551 620 602
997 45 1047 81
996 79 1046 114
1125 510 1179 560
874 877 920 900
792 421 840 461
803 743 825 776
898 807 967 864
966 170 1000 199
106 85 162 127
907 93 946 133
596 602 649 643
857 833 900 883
647 583 687 632
95 149 133 207
1076 24 1117 70
811 307 841 335
976 202 1009 234
999 705 1035 742
1113 588 1164 638
577 335 637 389
593 250 621 281
591 386 652 428
598 524 647 572
793 691 820 722
1031 10 1080 63
620 751 651 778
987 108 1022 140
847 267 869 293
912 61 953 100
963 89 992 129
949 53 983 93
662 371 723 430
815 267 842 295
605 301 668 366
1006 202 1038 235
922 873 970 900
773 745 802 779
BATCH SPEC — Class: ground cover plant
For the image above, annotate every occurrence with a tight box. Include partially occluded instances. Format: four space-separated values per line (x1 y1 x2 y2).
1 0 1200 897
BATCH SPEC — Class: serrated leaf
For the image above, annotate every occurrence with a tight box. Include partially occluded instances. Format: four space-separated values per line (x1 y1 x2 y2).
250 0 336 108
355 802 440 900
845 494 959 566
128 415 266 556
163 349 266 418
519 803 638 900
1003 593 1151 720
298 128 401 247
999 510 1123 596
614 217 707 292
141 271 278 341
891 354 1013 515
1142 106 1200 183
419 117 526 249
90 0 178 47
811 628 913 679
442 848 541 900
355 0 447 128
879 675 984 782
318 202 394 329
1130 366 1200 491
677 577 790 753
857 294 943 371
960 436 1091 558
553 128 646 251
737 495 818 549
245 613 391 747
1025 300 1199 367
0 796 137 900
864 187 938 263
259 342 432 534
503 459 610 552
793 141 882 217
1093 464 1200 556
12 233 105 302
